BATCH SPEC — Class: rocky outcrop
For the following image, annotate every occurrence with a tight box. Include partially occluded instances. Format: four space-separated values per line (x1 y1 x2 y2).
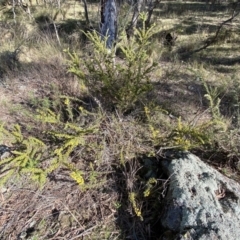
160 152 240 240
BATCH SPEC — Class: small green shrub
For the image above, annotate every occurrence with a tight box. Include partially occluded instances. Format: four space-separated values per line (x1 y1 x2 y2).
0 124 48 186
0 97 101 188
66 14 157 112
168 117 215 151
202 78 222 120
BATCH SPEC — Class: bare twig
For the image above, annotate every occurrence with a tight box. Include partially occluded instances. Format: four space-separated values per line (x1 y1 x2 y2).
69 223 102 239
161 173 173 198
52 21 61 47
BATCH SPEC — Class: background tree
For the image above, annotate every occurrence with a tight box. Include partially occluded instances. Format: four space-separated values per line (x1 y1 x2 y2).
82 0 90 27
100 0 117 48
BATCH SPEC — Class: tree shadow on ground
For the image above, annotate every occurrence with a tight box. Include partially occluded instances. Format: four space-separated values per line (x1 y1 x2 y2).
201 56 240 66
214 65 238 74
0 50 21 78
150 78 209 118
150 0 240 46
34 17 98 45
156 1 237 18
147 65 240 127
184 23 219 35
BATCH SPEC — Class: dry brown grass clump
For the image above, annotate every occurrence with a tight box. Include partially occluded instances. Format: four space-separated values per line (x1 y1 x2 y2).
1 1 240 239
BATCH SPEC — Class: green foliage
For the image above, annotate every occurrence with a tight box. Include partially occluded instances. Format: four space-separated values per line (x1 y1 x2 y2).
66 14 157 112
168 117 214 151
129 191 143 221
143 177 157 197
0 97 100 188
227 76 240 127
0 124 48 186
70 170 84 185
144 105 164 146
202 78 222 120
200 78 228 132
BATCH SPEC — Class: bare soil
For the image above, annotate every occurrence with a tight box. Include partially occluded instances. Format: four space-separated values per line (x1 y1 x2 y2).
0 1 240 239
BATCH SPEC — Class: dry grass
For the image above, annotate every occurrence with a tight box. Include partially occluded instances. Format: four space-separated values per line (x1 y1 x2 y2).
0 1 240 239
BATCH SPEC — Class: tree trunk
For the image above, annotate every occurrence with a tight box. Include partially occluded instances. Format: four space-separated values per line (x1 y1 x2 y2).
145 0 160 27
82 0 90 27
131 0 143 28
100 0 117 49
126 0 144 39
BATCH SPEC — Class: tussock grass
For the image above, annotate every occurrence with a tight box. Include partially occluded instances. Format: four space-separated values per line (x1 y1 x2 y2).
0 0 240 239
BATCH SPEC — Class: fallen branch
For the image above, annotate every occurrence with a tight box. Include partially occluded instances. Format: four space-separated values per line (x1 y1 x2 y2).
181 11 240 56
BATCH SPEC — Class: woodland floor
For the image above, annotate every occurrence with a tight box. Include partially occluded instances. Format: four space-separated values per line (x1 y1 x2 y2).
0 1 240 239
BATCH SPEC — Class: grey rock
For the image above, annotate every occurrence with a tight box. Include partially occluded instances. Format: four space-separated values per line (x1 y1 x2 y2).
160 152 240 240
0 144 11 160
0 144 10 155
0 151 11 160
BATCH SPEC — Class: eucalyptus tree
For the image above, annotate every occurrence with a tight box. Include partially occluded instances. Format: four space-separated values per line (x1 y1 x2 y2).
100 0 118 48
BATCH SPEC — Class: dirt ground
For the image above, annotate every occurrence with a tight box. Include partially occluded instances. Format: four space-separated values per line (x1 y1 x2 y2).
0 1 240 239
